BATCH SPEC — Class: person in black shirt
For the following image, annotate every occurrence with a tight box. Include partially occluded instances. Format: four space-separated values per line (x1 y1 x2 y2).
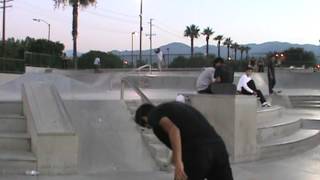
267 57 276 94
135 102 233 180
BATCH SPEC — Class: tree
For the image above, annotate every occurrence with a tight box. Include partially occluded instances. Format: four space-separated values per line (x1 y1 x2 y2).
231 43 239 61
202 27 214 57
184 24 200 57
78 50 123 69
239 46 246 61
214 35 224 57
244 46 251 60
54 0 97 69
282 48 316 67
223 38 232 60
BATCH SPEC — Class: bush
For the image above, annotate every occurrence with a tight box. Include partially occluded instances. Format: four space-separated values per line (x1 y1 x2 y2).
78 51 123 69
169 55 216 68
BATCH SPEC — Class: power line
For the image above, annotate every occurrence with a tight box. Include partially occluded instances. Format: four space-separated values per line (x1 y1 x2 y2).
84 10 139 25
153 24 183 39
94 7 137 19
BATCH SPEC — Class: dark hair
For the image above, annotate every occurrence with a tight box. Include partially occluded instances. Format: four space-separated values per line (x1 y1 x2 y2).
135 104 155 127
245 66 254 71
213 57 224 67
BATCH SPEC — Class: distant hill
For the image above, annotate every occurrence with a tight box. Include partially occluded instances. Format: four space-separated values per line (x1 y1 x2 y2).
111 41 320 58
64 50 83 57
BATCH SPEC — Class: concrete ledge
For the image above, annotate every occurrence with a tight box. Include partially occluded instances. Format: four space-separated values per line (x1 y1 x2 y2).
187 94 258 163
22 82 78 175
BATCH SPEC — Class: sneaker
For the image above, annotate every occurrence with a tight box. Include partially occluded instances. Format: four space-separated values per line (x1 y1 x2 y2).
262 102 272 107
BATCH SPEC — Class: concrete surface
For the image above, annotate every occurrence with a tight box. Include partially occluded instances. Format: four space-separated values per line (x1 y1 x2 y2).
189 94 258 162
0 69 320 179
22 83 78 174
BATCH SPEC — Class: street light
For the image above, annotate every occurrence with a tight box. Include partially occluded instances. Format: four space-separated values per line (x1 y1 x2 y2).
139 0 143 65
33 18 51 41
131 32 136 68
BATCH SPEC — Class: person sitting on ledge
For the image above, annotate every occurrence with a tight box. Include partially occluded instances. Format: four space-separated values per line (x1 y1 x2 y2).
237 67 272 107
196 58 224 94
135 102 233 180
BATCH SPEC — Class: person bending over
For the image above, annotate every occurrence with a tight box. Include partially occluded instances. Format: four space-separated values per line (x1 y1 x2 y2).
135 102 233 180
237 67 271 107
196 58 224 94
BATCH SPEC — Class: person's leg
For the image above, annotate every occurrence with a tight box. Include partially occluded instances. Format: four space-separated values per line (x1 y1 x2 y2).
183 147 212 180
268 77 274 94
207 142 233 180
243 81 267 104
198 85 212 94
256 90 266 104
247 80 257 91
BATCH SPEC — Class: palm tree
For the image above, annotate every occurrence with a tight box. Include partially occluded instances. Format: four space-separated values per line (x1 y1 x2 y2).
184 24 200 57
202 27 214 57
54 0 96 69
231 43 240 61
214 35 224 57
223 38 232 60
244 46 251 61
239 46 246 61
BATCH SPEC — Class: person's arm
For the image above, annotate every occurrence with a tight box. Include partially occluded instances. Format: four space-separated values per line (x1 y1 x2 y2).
159 117 188 180
214 68 222 83
241 76 254 93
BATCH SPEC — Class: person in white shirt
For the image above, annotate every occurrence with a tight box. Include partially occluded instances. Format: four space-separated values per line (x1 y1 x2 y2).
94 57 101 73
196 58 224 94
155 48 164 71
237 67 271 107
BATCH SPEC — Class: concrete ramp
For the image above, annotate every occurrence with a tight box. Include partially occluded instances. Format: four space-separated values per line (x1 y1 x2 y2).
63 100 157 174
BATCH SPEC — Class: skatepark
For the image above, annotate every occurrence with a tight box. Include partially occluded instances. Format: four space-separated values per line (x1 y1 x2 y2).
0 67 319 179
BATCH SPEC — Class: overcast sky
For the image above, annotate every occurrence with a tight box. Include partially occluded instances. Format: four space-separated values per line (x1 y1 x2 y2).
7 0 320 52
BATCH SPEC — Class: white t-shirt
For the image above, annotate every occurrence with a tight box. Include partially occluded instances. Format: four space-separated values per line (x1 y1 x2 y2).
196 67 215 91
157 51 163 62
94 57 101 65
237 74 254 93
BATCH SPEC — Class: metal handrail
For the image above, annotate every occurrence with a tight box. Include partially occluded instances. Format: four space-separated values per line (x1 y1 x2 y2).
136 64 152 73
120 78 153 105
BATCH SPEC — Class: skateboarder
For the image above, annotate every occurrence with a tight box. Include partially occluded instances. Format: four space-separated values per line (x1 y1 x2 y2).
135 102 233 180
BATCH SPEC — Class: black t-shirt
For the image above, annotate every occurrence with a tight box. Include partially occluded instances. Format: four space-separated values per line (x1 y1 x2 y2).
214 65 234 83
148 102 222 151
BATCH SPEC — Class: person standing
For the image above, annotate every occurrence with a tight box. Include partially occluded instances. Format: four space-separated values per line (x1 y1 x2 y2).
267 57 276 94
94 57 101 73
155 48 164 71
237 67 271 107
135 102 234 180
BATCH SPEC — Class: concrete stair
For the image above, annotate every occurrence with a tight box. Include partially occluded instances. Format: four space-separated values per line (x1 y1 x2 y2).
125 100 173 172
289 96 320 109
0 151 36 174
259 129 320 159
0 101 36 175
257 116 301 143
257 104 320 159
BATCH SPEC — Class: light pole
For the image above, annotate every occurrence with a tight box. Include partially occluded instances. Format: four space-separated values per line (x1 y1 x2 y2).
139 0 143 65
131 32 135 68
166 48 170 68
33 18 51 41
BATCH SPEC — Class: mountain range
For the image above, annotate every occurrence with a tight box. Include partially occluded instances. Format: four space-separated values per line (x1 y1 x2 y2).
65 41 320 59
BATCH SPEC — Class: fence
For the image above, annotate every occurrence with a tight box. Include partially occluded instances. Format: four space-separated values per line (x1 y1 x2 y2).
24 51 69 69
0 57 25 74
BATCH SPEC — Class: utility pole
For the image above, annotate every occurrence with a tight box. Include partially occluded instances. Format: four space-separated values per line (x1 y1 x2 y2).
139 0 143 65
146 18 156 65
131 32 135 68
0 0 13 57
